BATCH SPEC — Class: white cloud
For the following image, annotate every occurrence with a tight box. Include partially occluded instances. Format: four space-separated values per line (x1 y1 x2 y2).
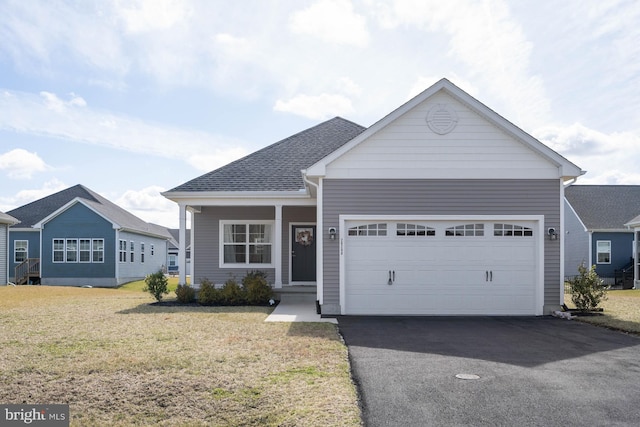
534 123 640 184
115 0 192 34
0 178 68 212
289 0 370 47
0 148 51 179
0 89 248 172
40 91 87 113
274 93 355 120
116 185 179 228
368 0 549 130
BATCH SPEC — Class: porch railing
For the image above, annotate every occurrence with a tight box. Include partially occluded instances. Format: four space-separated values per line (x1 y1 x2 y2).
15 258 40 285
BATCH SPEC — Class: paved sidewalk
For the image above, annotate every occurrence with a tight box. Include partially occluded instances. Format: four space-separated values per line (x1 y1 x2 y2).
265 294 338 323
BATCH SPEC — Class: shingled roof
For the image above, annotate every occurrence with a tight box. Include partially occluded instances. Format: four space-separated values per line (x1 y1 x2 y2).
8 184 171 239
565 185 640 230
168 117 366 192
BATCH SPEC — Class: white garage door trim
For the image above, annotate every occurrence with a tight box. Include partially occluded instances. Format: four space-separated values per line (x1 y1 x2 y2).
339 215 545 315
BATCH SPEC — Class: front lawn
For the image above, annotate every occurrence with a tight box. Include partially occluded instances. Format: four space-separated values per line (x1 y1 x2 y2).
564 289 640 334
0 286 361 426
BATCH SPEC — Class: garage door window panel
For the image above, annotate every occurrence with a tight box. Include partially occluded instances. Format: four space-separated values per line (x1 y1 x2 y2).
494 223 533 237
348 223 387 236
397 223 435 236
445 224 484 236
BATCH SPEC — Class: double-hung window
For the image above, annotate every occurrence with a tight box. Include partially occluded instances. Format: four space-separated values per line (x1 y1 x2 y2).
92 239 104 262
596 240 611 264
66 239 78 262
53 238 104 263
221 221 273 267
119 240 127 263
14 240 28 263
79 239 91 262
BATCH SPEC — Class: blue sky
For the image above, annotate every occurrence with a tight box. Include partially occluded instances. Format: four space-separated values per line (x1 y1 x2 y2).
1 0 639 228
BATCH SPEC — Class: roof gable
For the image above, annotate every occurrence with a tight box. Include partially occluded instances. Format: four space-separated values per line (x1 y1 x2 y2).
166 117 366 193
8 184 171 239
565 185 640 230
305 78 584 180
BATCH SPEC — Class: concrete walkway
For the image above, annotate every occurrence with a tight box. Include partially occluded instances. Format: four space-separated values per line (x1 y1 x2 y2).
265 294 338 323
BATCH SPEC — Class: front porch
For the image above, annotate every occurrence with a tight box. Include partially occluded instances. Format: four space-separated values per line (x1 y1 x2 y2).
175 203 321 289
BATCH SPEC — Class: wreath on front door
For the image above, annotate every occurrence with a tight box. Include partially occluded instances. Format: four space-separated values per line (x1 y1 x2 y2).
296 229 313 246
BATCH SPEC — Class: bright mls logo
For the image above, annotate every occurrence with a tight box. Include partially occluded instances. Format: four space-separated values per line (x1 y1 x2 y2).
1 405 69 426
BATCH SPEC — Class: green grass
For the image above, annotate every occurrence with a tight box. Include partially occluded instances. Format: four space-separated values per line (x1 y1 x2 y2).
564 289 640 334
118 275 186 293
0 286 361 427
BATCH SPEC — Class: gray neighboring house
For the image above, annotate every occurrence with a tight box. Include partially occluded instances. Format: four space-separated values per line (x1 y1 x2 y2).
564 185 640 287
1 211 20 285
163 78 584 316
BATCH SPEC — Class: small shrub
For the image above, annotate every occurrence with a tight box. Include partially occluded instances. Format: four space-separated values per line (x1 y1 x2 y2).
143 270 169 302
570 263 608 311
175 284 196 303
220 278 246 306
243 270 273 305
198 279 222 305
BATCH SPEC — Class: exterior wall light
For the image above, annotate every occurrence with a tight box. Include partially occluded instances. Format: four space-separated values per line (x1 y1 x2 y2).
548 227 558 240
328 227 337 240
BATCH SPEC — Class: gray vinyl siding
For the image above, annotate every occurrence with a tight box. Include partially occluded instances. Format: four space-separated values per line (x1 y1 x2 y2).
282 206 316 284
564 199 589 277
193 206 276 285
322 179 562 314
1 224 7 284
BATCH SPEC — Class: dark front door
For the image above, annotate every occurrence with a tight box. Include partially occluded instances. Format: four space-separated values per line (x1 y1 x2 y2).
291 225 316 282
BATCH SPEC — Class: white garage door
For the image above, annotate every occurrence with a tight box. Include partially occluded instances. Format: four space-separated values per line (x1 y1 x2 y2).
343 219 541 315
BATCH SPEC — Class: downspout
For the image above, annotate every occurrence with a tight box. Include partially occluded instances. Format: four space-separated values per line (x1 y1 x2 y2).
302 171 323 311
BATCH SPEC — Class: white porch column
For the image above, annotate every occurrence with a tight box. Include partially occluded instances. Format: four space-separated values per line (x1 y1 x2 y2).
274 204 283 288
178 203 187 286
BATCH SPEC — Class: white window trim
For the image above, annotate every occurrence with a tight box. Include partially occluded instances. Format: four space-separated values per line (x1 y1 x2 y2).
14 240 28 263
119 239 127 263
53 238 105 263
79 238 92 263
596 240 612 264
219 220 275 268
53 239 65 263
92 239 105 263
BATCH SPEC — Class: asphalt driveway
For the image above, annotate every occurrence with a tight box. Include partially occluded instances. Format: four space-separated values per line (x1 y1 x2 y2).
338 316 640 427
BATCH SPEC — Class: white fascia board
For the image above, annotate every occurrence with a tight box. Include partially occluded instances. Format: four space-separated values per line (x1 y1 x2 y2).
33 197 119 229
9 227 39 232
162 191 317 207
590 229 634 233
118 227 169 240
624 215 640 228
306 78 585 179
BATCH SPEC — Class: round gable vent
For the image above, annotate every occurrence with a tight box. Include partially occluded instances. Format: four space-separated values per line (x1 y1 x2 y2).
426 103 458 135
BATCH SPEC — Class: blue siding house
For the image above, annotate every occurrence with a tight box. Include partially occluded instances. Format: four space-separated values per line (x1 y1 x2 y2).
7 185 171 287
564 185 640 287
